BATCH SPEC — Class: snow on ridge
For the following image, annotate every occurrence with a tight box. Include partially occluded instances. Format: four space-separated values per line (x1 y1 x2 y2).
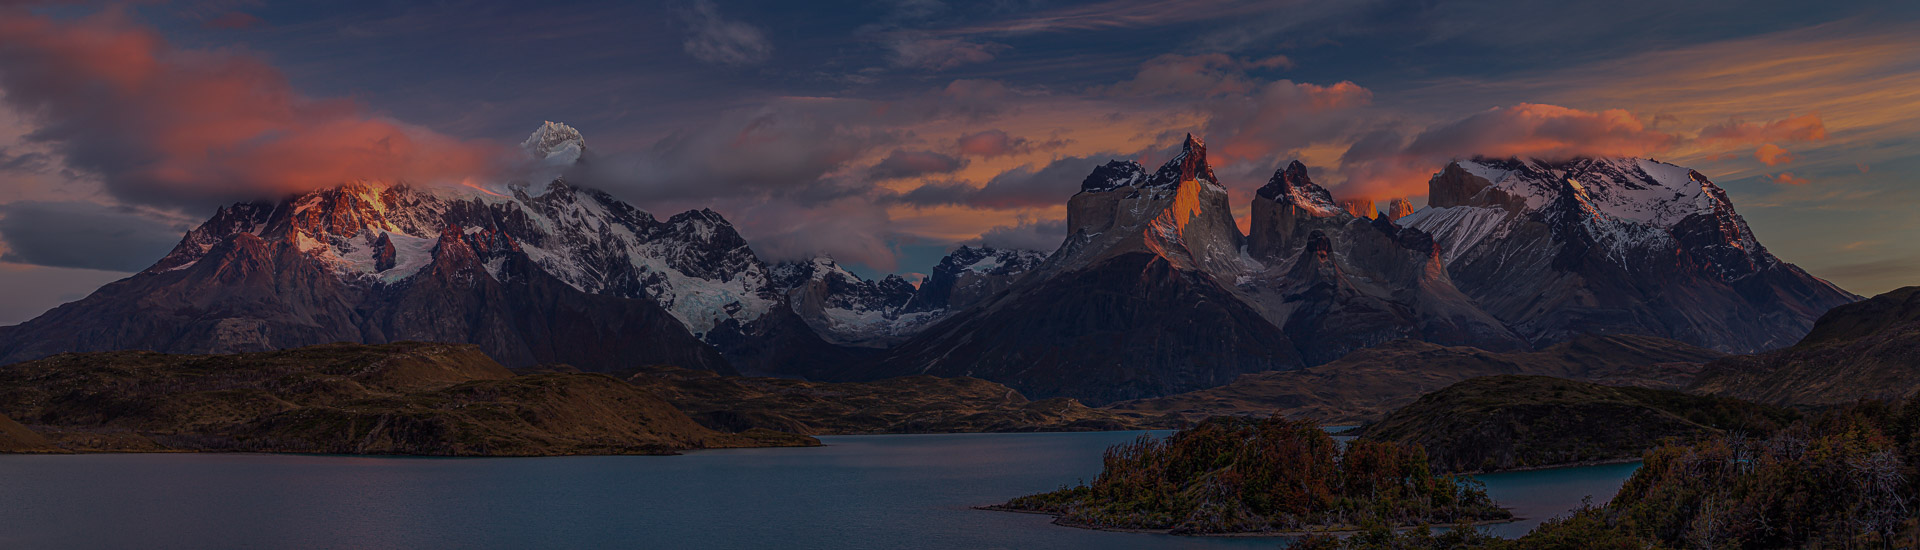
522 121 586 162
1397 206 1511 265
172 177 777 337
1455 157 1723 228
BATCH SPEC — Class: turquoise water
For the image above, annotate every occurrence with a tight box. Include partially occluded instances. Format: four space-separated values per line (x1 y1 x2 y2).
0 432 1637 549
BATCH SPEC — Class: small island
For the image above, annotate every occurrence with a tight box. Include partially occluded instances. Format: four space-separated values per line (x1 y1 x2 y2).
987 416 1510 536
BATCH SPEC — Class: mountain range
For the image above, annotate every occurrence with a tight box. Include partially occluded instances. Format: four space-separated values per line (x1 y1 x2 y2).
0 124 1858 404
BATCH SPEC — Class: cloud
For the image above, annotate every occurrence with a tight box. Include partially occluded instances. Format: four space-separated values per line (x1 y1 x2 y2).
954 129 1066 158
937 0 1293 35
1200 79 1374 163
0 262 133 325
0 9 503 209
1698 114 1828 145
1406 104 1679 160
1817 255 1920 286
896 153 1114 210
679 0 773 66
575 100 897 205
1101 54 1292 98
884 33 1008 70
868 149 966 180
0 201 185 271
1335 104 1684 200
975 218 1068 252
1754 143 1795 166
1767 172 1811 186
723 196 905 270
0 147 52 173
203 12 262 30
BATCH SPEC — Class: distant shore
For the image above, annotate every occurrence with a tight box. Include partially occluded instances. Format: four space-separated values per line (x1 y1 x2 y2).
973 504 1523 538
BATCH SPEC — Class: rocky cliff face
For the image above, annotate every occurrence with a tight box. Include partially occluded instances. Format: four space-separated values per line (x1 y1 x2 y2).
1239 161 1526 364
1385 198 1415 221
770 257 926 347
905 245 1046 313
1338 198 1377 219
865 137 1299 404
1051 134 1247 278
1397 156 1857 353
762 247 1045 348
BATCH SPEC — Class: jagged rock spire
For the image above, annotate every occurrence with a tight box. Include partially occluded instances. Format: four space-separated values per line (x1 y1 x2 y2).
1146 133 1217 187
1079 160 1147 193
1385 198 1415 221
1338 198 1377 219
1255 160 1339 214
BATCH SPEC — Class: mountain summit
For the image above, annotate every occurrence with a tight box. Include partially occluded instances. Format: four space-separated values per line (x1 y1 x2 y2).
0 130 1855 405
1399 156 1857 352
522 120 587 164
1052 133 1245 277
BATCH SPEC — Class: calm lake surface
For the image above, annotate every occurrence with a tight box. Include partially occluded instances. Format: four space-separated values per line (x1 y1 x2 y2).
0 431 1638 549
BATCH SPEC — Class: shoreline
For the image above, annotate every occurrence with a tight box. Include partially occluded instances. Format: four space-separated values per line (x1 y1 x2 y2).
973 505 1523 538
1464 457 1645 476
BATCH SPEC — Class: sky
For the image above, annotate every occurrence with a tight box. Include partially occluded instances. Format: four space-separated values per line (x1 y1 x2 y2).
0 0 1916 325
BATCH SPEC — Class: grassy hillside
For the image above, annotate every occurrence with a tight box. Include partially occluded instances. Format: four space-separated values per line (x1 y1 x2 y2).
626 365 1164 435
1111 334 1722 424
1358 375 1797 473
1298 396 1920 549
1693 285 1920 407
0 342 815 455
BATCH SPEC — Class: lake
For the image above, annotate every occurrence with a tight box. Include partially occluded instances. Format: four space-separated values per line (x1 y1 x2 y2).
0 431 1638 549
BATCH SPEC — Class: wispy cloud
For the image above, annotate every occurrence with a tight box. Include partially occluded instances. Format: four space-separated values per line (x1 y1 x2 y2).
679 0 773 66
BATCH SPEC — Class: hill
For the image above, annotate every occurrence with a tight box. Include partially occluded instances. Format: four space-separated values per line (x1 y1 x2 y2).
1109 334 1721 424
1356 375 1797 473
1692 285 1920 406
0 342 815 455
625 365 1162 434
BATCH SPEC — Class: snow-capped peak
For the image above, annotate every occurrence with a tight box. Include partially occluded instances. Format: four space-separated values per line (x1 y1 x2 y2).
1449 156 1723 228
522 121 586 164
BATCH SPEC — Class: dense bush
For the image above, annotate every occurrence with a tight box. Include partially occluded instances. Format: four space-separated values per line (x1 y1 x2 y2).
1309 394 1920 549
998 416 1509 534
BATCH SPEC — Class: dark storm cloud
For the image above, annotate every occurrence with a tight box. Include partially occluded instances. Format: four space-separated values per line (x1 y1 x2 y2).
895 153 1118 210
0 201 185 272
868 150 967 180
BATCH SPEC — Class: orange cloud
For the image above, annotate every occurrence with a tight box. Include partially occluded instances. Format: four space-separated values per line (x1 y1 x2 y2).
1334 103 1683 201
1768 172 1811 186
0 9 503 207
954 129 1065 158
1406 103 1680 160
1754 143 1796 166
1207 79 1373 162
1699 113 1827 145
